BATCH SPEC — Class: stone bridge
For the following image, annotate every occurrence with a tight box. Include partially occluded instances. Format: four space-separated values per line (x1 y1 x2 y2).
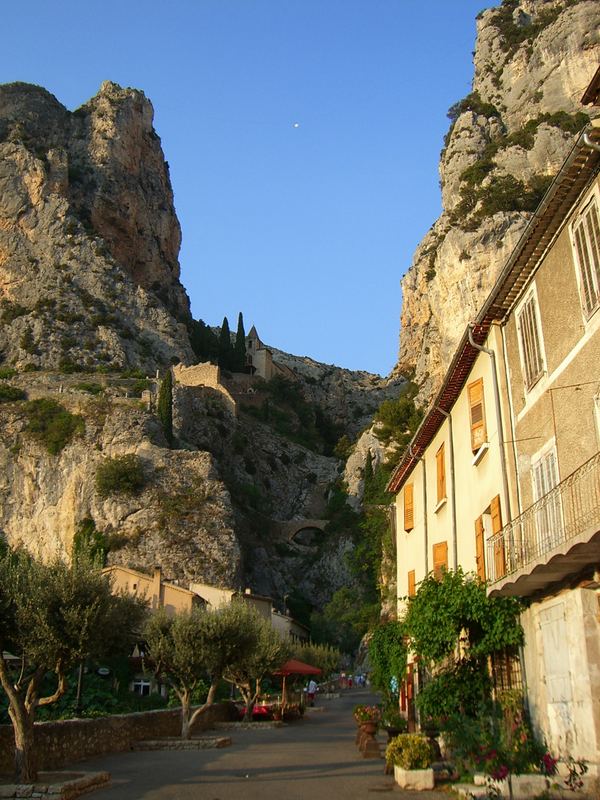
277 519 329 547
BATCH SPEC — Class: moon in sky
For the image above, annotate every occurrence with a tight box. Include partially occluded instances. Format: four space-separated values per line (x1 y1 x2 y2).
292 122 300 128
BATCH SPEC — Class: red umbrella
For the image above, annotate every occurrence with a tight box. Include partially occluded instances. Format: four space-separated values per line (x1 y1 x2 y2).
273 659 321 710
274 659 322 676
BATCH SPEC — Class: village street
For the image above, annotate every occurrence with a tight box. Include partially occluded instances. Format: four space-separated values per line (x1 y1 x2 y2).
77 689 441 799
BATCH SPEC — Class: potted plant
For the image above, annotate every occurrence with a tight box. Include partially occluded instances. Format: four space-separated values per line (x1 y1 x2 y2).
386 734 435 791
353 704 381 734
381 704 408 740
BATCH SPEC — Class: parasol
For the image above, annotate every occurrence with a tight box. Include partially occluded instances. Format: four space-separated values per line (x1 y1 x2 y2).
273 659 321 710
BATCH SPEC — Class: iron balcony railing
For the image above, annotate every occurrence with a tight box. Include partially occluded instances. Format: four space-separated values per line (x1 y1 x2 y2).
487 451 600 584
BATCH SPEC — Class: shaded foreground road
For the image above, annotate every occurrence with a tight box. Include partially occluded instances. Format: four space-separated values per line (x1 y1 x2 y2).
76 689 442 799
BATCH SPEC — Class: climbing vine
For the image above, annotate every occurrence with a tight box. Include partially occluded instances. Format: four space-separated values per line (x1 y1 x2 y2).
401 569 523 724
402 568 523 664
368 620 407 705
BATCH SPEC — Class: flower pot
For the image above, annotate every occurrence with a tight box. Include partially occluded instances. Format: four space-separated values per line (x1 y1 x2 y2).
360 721 377 736
394 765 435 791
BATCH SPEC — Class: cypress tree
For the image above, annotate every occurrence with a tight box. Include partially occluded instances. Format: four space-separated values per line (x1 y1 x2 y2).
218 316 234 370
157 369 173 446
234 312 246 372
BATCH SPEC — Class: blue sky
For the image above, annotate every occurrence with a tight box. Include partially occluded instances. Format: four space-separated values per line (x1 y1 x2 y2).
2 0 488 375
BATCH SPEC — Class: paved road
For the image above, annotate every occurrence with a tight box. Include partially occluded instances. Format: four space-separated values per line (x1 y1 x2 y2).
77 690 442 799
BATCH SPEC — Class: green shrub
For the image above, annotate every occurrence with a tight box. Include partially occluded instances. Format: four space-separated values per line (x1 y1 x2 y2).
75 382 104 395
0 367 17 379
0 299 28 323
23 399 85 454
95 454 146 497
0 384 26 403
385 734 433 769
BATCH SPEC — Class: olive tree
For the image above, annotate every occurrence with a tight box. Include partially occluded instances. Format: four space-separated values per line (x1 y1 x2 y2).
144 601 257 738
0 548 147 782
292 641 341 677
223 605 290 720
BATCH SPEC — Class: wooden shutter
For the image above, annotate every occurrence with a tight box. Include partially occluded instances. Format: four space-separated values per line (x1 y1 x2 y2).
404 483 414 531
517 294 544 389
573 199 600 317
491 495 505 578
433 541 448 580
436 443 446 503
407 570 416 597
475 515 486 580
468 378 487 452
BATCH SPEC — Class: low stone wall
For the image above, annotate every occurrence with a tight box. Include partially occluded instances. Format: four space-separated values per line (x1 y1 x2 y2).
0 703 236 775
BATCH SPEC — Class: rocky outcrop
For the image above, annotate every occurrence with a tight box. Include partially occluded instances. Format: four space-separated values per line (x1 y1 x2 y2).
271 348 406 438
0 381 240 587
0 81 193 373
396 0 600 400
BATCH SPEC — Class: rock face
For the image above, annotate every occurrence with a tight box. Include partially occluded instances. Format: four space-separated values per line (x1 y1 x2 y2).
396 0 600 400
271 348 406 438
0 379 241 587
0 79 409 616
0 81 193 373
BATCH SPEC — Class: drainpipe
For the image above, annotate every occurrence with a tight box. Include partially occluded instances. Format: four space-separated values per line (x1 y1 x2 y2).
434 407 458 570
501 324 523 516
468 325 512 524
583 132 600 153
410 444 428 575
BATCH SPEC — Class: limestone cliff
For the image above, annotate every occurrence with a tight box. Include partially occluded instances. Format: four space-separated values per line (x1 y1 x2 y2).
0 79 407 618
396 0 600 399
0 377 240 587
0 81 193 373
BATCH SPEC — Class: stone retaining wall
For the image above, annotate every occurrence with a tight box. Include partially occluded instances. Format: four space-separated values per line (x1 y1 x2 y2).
0 703 236 775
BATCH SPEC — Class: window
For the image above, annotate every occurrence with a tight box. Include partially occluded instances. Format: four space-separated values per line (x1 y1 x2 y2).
404 483 414 531
468 378 487 452
532 445 563 551
132 678 152 696
517 291 545 391
432 541 448 580
474 515 486 580
572 194 600 318
407 570 416 598
436 443 446 503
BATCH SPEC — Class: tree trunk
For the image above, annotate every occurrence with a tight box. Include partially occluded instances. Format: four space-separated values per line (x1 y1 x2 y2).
180 693 191 740
9 703 36 783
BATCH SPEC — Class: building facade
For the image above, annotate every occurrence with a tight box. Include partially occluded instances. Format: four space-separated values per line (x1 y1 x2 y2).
389 116 600 768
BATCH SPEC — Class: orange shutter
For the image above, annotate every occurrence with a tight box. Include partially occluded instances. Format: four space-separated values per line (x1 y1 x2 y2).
433 541 448 580
436 443 446 502
468 378 487 452
408 570 416 597
475 515 486 580
491 495 506 578
404 484 414 531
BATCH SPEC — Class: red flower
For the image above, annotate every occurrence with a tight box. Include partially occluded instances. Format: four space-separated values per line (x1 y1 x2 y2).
541 753 558 776
491 765 509 780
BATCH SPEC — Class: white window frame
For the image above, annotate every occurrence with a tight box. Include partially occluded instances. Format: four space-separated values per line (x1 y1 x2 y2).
531 439 563 553
595 393 600 448
515 285 546 393
570 186 600 321
132 678 152 696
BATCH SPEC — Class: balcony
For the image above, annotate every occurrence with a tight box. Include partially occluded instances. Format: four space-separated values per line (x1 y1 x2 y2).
487 451 600 596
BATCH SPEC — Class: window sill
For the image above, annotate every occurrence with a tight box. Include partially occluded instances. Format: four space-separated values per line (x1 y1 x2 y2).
472 442 489 466
434 498 447 514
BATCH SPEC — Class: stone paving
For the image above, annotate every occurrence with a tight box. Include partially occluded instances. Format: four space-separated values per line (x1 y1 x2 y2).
74 689 445 799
